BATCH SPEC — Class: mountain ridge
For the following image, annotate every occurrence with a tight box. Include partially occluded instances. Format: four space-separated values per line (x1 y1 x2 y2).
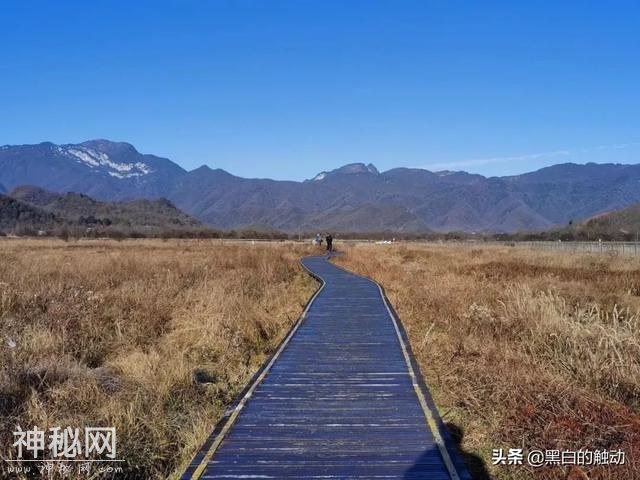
9 185 201 228
0 185 203 235
2 139 640 233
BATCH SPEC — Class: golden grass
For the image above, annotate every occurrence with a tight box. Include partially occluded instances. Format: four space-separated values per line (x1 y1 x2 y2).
335 243 640 480
0 239 316 479
4 238 639 479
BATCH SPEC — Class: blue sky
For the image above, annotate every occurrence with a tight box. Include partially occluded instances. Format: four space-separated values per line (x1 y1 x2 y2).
1 1 639 180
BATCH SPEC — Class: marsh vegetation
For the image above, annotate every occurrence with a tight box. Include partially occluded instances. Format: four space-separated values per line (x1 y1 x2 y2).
0 239 316 478
337 244 640 479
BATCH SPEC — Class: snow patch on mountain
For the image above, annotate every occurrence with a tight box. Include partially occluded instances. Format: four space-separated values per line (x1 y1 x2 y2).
56 145 153 178
310 163 379 181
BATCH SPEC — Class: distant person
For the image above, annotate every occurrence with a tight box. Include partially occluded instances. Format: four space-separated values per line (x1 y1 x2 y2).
315 233 322 246
326 234 333 253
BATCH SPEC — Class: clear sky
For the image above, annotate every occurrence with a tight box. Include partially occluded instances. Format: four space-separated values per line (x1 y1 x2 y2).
2 1 639 180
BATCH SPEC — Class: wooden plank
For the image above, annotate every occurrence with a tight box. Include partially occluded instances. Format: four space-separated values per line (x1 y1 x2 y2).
182 255 471 480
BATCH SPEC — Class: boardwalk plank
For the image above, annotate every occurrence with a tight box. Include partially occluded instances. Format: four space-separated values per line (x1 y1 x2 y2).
182 255 470 480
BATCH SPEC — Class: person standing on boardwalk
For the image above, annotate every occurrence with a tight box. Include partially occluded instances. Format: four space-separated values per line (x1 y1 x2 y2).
325 234 333 253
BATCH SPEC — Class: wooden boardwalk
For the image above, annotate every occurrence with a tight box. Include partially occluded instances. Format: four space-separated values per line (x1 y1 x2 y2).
182 255 470 479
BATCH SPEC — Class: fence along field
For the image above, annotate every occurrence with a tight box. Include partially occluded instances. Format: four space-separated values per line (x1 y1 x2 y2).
495 241 640 255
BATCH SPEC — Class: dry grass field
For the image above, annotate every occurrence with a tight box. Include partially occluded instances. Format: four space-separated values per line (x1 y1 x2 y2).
2 239 639 480
336 243 640 480
0 239 316 479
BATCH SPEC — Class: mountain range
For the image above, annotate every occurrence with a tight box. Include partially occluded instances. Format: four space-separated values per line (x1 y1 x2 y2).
2 140 640 233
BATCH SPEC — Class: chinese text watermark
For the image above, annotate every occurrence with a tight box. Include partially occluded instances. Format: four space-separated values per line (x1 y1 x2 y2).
5 426 123 477
492 448 626 467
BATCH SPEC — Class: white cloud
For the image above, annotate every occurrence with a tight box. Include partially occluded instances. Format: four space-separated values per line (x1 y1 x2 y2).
421 150 571 171
420 142 640 172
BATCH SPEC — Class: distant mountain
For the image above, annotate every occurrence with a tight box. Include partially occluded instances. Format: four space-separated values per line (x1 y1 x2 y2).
3 140 640 233
300 204 428 233
570 203 640 240
0 140 185 200
0 194 58 231
10 185 200 228
512 200 640 242
309 163 379 182
0 186 203 236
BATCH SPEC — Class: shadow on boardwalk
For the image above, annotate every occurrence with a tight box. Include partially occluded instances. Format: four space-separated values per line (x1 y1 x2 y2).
404 423 492 480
